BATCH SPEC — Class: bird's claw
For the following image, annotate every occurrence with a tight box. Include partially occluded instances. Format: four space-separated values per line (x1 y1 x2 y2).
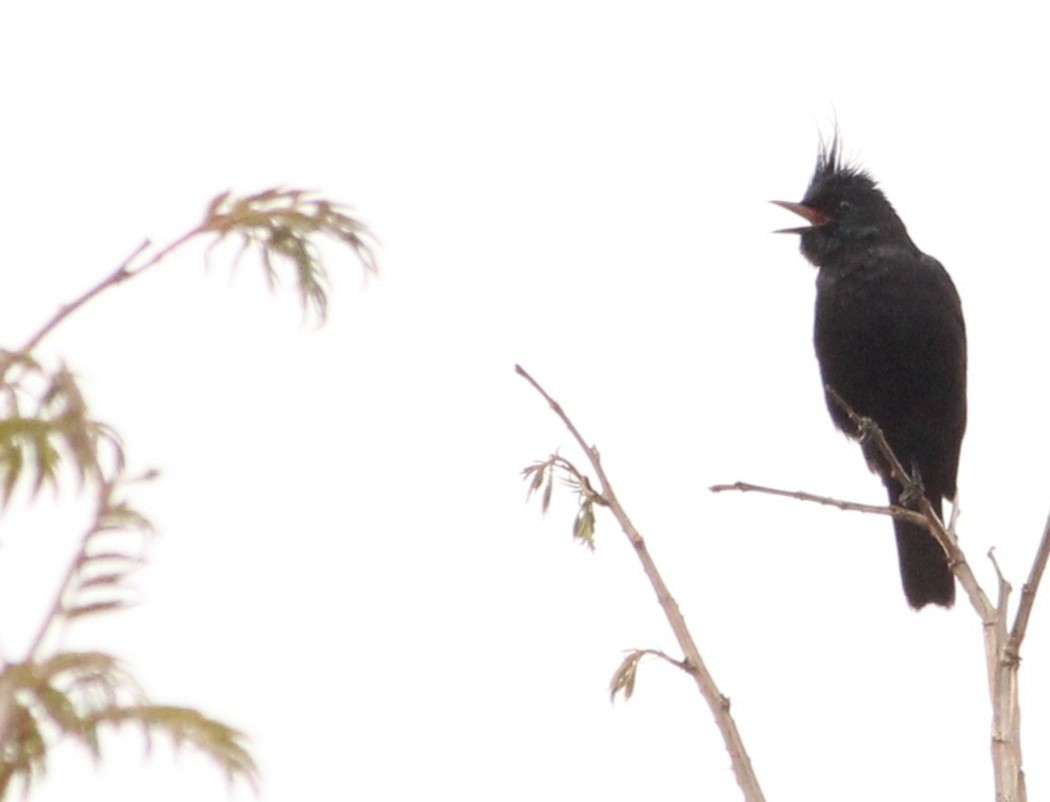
855 416 877 444
898 465 926 509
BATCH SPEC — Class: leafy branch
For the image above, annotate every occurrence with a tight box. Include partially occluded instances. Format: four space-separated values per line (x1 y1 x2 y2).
0 187 373 797
0 354 123 503
10 187 376 370
516 364 766 802
0 472 258 798
608 649 689 702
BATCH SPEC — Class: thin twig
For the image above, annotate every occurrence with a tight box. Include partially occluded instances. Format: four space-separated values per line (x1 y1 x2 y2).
989 549 1011 615
709 481 928 525
517 364 766 802
634 648 691 671
16 229 203 361
1010 508 1050 654
515 366 598 468
27 482 113 662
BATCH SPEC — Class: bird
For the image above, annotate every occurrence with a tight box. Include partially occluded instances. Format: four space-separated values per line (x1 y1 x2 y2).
772 137 967 609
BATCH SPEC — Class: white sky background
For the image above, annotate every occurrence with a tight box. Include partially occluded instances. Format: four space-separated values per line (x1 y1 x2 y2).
2 2 1049 800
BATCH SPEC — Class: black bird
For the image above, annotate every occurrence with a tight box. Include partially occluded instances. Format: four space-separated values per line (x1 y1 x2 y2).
773 139 967 609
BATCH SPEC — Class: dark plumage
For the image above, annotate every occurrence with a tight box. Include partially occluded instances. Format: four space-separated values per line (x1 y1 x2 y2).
773 139 967 609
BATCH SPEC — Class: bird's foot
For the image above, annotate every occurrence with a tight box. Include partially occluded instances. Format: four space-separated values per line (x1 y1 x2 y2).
898 465 926 509
855 416 887 472
855 415 878 445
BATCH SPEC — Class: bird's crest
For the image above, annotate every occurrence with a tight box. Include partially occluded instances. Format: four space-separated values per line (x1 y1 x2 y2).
811 133 874 190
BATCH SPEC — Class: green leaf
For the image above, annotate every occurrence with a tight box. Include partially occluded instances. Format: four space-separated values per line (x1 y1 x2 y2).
573 500 596 549
2 701 47 787
1 438 22 503
94 705 258 790
609 650 645 702
36 651 130 685
524 462 546 496
63 601 130 621
77 572 131 590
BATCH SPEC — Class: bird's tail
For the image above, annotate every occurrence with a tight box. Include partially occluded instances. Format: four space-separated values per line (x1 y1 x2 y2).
888 489 954 609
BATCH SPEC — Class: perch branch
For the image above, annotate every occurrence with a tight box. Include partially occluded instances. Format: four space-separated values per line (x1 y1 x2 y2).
823 387 995 620
709 481 929 525
717 386 1036 800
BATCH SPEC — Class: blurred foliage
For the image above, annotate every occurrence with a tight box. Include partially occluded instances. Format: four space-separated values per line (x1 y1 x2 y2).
203 188 377 322
0 189 373 798
0 353 121 503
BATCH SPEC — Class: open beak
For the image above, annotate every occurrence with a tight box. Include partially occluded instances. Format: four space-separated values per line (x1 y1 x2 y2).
770 200 830 234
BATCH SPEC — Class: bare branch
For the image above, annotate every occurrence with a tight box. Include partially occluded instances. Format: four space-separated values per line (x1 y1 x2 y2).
1010 508 1050 654
710 481 929 525
14 231 199 362
515 365 601 472
517 364 765 802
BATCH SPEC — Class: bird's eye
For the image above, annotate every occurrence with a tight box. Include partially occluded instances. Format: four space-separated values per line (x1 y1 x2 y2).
838 199 853 212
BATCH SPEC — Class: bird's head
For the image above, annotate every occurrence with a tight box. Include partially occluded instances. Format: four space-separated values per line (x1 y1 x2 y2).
772 138 912 266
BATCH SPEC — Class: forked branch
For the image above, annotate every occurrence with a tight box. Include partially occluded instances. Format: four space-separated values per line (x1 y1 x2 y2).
713 389 1050 802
